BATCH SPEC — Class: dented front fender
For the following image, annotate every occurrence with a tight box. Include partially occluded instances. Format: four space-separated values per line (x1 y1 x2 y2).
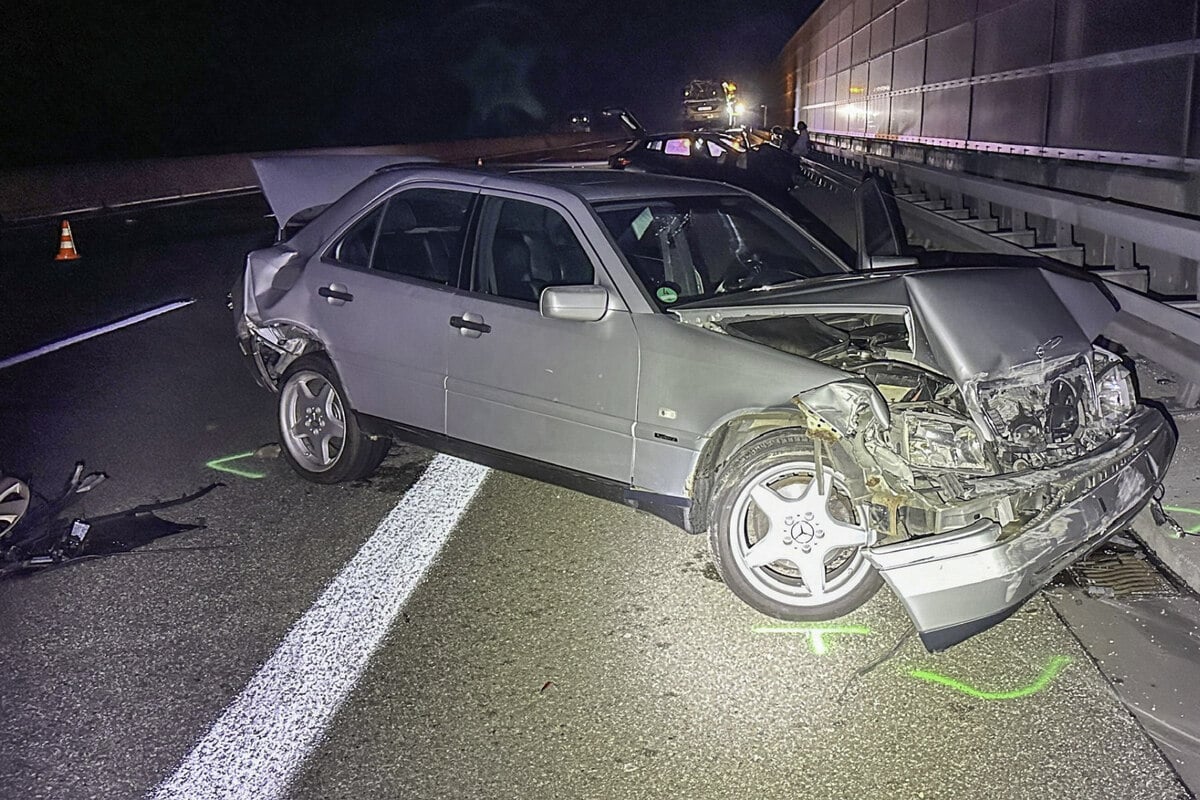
792 378 890 438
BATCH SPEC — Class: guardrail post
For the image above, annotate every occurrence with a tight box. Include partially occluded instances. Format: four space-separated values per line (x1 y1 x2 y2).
1179 381 1200 407
1103 235 1136 270
1054 220 1075 248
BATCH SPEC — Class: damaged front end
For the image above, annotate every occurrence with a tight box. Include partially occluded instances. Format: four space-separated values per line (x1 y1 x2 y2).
790 353 1174 651
687 278 1176 650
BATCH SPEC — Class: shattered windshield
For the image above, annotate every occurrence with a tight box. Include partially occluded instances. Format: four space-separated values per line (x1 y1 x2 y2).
596 196 848 308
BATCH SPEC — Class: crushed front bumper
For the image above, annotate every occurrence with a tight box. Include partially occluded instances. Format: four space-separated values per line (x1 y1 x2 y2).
865 405 1176 651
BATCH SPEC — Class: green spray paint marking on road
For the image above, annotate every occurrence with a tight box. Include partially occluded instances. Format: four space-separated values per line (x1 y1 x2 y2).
752 624 873 655
1163 505 1200 533
908 655 1072 700
206 451 267 480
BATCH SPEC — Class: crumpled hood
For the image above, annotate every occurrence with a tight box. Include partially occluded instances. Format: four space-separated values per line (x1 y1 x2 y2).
675 265 1118 385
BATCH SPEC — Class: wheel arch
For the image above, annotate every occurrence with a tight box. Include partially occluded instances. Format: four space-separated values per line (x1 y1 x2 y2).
703 425 885 619
689 406 811 533
242 318 329 393
689 403 877 535
277 348 385 441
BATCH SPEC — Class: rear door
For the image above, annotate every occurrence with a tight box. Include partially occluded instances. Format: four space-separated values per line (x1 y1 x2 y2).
299 186 476 433
445 193 640 481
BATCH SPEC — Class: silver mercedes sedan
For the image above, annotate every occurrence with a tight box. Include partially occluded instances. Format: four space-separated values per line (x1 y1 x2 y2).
235 159 1175 650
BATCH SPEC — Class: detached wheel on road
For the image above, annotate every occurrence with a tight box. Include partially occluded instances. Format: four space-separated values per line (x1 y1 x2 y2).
708 430 882 620
277 355 389 484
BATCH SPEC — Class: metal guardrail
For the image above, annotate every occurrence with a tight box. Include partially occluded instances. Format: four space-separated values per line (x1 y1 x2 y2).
855 152 1200 268
792 155 859 192
795 146 1200 406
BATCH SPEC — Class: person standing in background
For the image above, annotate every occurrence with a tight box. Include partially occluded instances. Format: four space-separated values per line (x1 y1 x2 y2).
790 121 810 158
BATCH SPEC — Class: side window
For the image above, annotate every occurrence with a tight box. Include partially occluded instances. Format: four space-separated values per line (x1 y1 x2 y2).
664 138 691 156
331 207 383 268
472 197 595 304
370 188 473 284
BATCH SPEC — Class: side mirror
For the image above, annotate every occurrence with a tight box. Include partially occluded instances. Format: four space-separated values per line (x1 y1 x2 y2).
853 173 909 271
867 255 920 270
540 285 609 322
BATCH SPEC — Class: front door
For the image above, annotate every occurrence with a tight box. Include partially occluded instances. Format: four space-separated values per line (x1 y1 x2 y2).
445 194 639 481
299 186 476 434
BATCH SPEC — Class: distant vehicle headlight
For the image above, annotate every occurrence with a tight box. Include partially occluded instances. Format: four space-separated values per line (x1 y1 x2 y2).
897 410 990 472
1096 362 1135 426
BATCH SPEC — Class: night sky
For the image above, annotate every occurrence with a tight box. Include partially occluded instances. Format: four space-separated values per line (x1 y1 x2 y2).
3 1 816 168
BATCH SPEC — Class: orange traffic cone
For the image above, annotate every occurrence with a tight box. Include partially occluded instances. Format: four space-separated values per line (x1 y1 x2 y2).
55 220 80 261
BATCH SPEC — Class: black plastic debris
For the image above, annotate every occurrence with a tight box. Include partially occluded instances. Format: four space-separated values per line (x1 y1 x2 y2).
0 462 220 578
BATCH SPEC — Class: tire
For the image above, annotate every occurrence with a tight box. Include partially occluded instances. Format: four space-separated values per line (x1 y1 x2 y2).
276 354 390 484
707 429 883 621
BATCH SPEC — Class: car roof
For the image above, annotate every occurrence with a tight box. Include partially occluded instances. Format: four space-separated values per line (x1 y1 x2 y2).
288 163 749 250
500 167 744 203
369 162 742 198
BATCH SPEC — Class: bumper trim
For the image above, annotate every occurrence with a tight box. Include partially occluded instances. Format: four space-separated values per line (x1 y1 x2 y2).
918 603 1022 652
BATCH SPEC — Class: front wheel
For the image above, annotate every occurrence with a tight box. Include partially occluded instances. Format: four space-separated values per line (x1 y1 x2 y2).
707 430 882 620
277 355 390 484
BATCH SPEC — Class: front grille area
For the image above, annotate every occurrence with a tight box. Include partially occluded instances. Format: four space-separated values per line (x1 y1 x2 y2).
973 354 1104 467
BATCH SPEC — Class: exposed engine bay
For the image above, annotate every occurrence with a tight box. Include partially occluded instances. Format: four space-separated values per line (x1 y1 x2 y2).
703 306 1143 547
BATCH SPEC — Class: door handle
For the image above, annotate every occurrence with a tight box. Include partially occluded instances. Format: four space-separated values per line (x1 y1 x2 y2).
319 284 354 304
450 313 491 337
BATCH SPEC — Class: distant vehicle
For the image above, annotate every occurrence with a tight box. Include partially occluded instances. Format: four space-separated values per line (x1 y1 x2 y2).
611 129 787 190
566 111 591 133
237 159 1174 651
682 79 736 127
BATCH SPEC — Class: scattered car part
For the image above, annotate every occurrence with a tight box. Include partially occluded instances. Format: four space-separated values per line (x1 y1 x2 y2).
1150 495 1191 538
0 463 217 577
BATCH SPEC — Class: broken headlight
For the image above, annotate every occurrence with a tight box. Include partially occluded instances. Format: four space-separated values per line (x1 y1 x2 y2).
975 354 1095 451
896 410 990 472
1095 362 1135 427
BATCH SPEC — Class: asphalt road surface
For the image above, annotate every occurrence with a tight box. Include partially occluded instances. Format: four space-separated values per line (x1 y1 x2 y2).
0 199 1196 799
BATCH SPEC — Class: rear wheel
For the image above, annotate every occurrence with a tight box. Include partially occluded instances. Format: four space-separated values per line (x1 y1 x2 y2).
277 355 389 484
707 430 882 620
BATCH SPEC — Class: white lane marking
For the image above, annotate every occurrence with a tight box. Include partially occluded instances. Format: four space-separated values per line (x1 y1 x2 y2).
0 299 195 370
151 455 489 800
